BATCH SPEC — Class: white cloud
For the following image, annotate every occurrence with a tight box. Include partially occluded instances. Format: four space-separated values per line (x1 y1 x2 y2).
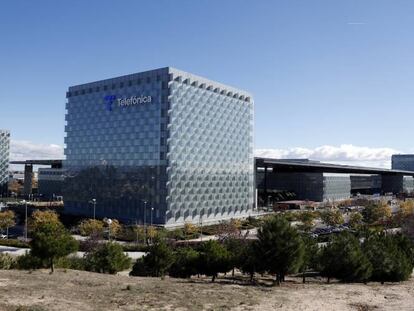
8 140 400 170
10 140 64 161
255 144 400 169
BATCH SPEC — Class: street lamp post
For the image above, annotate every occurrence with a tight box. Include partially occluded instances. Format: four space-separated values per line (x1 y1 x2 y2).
150 207 154 227
199 213 203 242
22 200 28 242
90 199 96 219
104 218 112 241
150 206 154 244
143 200 147 244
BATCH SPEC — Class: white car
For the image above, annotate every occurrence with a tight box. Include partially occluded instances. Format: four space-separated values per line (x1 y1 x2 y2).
0 234 7 239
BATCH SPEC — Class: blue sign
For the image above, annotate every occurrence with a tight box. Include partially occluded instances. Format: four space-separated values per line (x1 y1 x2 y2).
104 95 116 111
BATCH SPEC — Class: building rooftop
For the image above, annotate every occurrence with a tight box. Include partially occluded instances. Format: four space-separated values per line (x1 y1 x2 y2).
256 157 414 176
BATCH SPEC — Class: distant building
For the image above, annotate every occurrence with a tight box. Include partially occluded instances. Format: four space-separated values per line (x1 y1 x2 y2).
392 154 414 172
38 168 65 199
350 175 382 195
0 130 10 196
403 176 414 194
256 169 350 202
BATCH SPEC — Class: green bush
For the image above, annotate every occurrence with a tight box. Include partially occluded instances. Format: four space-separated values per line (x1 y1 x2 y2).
166 228 185 240
84 242 131 274
121 243 150 252
363 233 413 283
55 256 86 270
0 239 30 248
0 253 15 269
197 240 232 282
116 226 139 242
129 257 150 276
130 240 174 277
319 232 372 283
240 216 263 229
169 247 199 278
15 252 45 270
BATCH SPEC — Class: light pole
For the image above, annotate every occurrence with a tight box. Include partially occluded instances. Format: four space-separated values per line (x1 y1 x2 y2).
150 207 154 227
199 215 203 242
90 199 96 219
104 218 112 241
22 200 28 242
150 206 154 244
143 200 147 244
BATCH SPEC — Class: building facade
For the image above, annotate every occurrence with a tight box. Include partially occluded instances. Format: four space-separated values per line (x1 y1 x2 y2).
392 154 414 172
0 130 10 196
322 174 351 202
256 169 350 203
350 175 382 195
64 67 254 226
38 168 65 199
403 176 414 194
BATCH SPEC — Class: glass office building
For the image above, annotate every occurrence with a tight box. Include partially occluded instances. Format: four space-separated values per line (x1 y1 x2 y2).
0 130 10 196
392 154 414 172
64 67 254 226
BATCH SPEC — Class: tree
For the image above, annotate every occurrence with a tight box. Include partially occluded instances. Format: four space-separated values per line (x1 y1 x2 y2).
402 214 414 243
84 242 131 274
239 242 261 282
398 200 414 218
319 232 372 283
393 233 414 265
107 219 122 239
321 210 344 227
78 219 104 237
224 237 248 277
130 240 174 277
363 233 413 283
255 216 305 285
218 219 242 239
29 210 60 232
348 212 364 229
300 235 319 283
297 211 317 232
0 210 16 238
169 247 199 278
362 202 392 224
183 222 198 239
133 225 146 244
30 220 78 273
198 240 232 282
0 253 15 269
146 226 158 243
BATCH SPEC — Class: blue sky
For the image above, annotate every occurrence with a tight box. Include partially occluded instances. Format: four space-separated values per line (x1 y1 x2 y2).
1 0 414 166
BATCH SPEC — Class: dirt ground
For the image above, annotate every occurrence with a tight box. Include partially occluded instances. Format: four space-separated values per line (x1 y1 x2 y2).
0 269 413 311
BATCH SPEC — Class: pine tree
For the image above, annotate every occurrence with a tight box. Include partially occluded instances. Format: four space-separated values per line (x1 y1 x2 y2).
130 240 174 277
239 242 261 282
300 235 319 283
319 232 372 283
30 220 78 273
169 247 199 278
197 240 231 282
255 215 305 285
363 233 413 283
84 242 131 274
